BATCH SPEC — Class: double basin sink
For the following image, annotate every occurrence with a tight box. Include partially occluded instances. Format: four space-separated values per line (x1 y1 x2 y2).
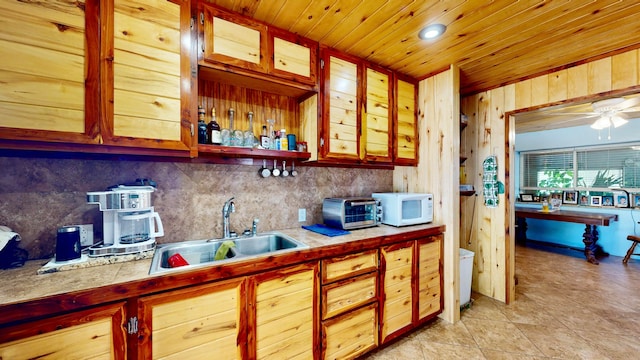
149 232 308 275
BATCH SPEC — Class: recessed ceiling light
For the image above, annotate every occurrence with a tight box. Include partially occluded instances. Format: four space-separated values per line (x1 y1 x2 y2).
418 24 446 40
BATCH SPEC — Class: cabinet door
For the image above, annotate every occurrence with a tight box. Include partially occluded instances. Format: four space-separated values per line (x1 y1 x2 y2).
0 302 127 359
379 241 414 344
200 3 267 73
394 76 418 164
320 48 361 160
138 278 247 359
249 262 318 360
363 65 392 162
269 27 318 86
416 235 443 323
322 302 378 360
102 0 192 151
0 0 100 145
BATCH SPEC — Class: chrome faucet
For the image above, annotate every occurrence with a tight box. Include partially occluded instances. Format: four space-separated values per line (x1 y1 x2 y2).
222 197 235 239
252 218 259 236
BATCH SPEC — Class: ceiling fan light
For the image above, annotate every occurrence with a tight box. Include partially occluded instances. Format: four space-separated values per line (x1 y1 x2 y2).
610 115 628 128
590 116 611 130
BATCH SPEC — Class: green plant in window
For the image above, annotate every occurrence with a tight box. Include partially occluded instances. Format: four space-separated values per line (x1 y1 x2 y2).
538 170 573 188
584 170 623 196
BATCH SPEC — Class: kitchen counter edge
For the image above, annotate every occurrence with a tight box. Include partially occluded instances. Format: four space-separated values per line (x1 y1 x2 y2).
0 223 445 327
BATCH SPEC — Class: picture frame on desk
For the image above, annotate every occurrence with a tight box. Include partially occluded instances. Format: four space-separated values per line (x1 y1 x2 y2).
579 194 589 206
520 194 534 202
633 194 640 208
602 195 614 207
590 196 602 207
614 192 629 208
562 190 578 205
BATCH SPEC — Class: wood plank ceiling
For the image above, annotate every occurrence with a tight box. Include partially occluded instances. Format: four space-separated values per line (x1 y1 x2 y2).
205 0 640 96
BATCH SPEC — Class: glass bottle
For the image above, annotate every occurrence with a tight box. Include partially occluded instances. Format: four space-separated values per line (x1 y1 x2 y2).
207 107 221 145
280 128 288 151
260 125 270 149
220 108 231 146
229 108 243 146
274 130 281 150
267 119 276 150
197 106 208 144
244 111 256 147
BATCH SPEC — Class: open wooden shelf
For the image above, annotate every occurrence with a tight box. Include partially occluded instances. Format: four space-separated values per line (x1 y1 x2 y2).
197 144 311 161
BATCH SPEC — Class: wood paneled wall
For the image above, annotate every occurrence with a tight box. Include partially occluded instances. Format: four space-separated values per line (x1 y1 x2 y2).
393 65 460 323
460 48 640 305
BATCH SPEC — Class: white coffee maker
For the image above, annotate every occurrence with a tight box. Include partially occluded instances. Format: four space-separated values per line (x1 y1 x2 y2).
87 185 164 257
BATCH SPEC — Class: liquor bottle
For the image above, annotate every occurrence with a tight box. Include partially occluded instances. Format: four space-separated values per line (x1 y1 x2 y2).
197 106 208 144
244 111 256 147
207 107 221 145
260 125 270 149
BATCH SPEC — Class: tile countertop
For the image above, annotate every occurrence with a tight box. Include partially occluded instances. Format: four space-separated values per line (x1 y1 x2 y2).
0 223 444 306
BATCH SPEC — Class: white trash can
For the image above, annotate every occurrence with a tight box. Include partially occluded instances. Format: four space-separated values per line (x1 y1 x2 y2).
459 248 474 307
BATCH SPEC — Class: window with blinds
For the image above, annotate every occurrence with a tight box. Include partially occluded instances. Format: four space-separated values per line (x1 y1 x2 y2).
520 144 640 193
520 150 574 190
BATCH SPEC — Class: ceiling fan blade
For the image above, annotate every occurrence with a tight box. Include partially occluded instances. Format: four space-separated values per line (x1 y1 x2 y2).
616 96 640 110
543 112 599 116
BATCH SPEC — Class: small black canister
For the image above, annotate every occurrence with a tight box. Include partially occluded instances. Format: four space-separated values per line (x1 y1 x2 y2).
56 226 81 262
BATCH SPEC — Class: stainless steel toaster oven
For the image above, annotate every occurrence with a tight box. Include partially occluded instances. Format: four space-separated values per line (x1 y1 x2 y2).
322 197 382 230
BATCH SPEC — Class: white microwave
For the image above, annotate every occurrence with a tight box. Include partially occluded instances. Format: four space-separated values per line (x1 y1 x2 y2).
372 193 433 227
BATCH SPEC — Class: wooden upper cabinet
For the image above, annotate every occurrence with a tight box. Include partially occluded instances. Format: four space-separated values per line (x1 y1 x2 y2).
394 76 418 165
268 27 318 86
0 0 100 145
102 0 192 152
0 0 192 154
363 65 392 162
200 3 267 73
320 48 361 161
199 3 318 89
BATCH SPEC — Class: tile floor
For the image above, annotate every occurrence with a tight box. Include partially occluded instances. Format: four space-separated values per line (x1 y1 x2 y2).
362 243 640 359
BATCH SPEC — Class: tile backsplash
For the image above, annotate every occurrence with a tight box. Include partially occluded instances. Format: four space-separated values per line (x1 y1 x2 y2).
0 155 392 259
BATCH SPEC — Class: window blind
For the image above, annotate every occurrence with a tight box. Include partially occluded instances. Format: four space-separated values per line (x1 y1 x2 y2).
520 151 573 189
577 147 640 188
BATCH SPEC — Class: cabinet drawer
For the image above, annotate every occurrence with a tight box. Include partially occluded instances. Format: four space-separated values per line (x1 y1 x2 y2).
321 249 378 284
322 302 378 360
322 272 377 320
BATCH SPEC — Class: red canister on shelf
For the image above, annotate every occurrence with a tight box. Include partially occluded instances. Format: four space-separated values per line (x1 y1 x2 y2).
167 253 189 268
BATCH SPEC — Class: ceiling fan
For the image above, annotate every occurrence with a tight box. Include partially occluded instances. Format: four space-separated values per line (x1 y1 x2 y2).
587 97 640 129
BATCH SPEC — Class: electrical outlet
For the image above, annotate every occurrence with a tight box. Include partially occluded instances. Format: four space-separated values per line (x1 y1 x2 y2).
298 208 306 222
77 224 94 246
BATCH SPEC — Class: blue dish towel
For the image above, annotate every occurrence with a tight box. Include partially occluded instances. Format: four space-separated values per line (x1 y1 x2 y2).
302 224 350 237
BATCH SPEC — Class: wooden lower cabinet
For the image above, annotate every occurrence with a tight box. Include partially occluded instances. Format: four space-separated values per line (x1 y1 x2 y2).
320 250 378 360
380 241 414 343
0 302 127 359
379 236 444 344
322 302 377 360
249 262 319 360
137 277 247 359
416 235 443 323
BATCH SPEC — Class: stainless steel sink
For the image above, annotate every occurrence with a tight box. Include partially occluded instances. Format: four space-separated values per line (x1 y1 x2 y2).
149 232 308 275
